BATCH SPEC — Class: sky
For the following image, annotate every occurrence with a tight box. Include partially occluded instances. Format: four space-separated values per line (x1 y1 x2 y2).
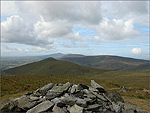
1 1 149 59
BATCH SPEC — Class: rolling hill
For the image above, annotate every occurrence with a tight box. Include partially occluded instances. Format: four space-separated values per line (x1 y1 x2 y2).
2 57 107 76
1 53 66 70
60 55 149 71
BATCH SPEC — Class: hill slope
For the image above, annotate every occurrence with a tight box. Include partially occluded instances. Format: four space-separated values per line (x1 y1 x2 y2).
1 53 65 70
2 58 106 76
60 55 149 71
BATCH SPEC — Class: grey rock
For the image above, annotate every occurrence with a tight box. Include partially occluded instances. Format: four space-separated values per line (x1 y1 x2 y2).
89 87 99 92
46 91 60 100
51 98 65 107
39 83 54 94
112 102 121 113
70 104 83 113
91 80 105 93
52 105 65 113
29 96 39 101
18 95 39 110
91 91 107 101
120 86 127 92
77 84 89 90
56 83 63 86
62 107 68 113
26 100 54 113
71 85 76 94
106 91 124 103
51 82 72 93
1 97 21 112
76 98 87 107
84 98 95 104
74 90 84 98
85 104 102 111
47 82 72 99
83 89 90 94
60 96 76 106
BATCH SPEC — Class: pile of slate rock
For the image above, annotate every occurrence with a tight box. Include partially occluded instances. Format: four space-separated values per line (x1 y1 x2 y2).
1 80 147 113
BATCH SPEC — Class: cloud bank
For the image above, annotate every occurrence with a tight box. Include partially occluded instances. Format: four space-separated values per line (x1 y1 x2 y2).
1 1 149 56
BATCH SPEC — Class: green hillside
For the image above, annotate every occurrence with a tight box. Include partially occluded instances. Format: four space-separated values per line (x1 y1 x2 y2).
60 55 149 71
123 63 150 72
2 58 106 76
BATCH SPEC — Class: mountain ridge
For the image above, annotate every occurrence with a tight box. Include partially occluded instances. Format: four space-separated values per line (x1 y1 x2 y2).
59 55 149 71
2 57 107 76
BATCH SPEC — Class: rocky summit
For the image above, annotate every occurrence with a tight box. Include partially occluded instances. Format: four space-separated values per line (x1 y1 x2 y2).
1 80 147 113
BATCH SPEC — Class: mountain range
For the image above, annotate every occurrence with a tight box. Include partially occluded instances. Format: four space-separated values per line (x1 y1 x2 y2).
1 53 149 72
60 54 150 71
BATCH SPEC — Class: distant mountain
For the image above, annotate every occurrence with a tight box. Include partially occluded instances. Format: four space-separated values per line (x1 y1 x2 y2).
38 53 65 59
2 58 107 76
60 55 149 71
1 53 65 70
60 54 85 58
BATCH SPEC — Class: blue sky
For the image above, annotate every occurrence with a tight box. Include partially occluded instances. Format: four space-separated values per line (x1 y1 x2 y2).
1 1 149 59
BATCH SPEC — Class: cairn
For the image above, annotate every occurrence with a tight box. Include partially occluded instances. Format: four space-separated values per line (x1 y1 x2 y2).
1 80 147 113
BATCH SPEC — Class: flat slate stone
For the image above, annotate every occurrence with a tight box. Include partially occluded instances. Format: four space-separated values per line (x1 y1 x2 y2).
51 98 65 107
26 100 54 113
39 83 54 93
52 105 65 113
76 98 87 107
85 104 102 111
18 95 39 110
59 96 76 106
70 104 83 113
50 82 72 94
91 80 105 93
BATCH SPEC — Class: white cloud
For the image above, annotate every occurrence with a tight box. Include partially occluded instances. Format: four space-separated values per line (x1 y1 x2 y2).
34 17 72 38
1 1 19 16
3 44 56 54
101 1 149 27
95 18 139 41
30 1 102 25
92 36 104 44
1 1 148 57
1 15 54 49
131 48 142 55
